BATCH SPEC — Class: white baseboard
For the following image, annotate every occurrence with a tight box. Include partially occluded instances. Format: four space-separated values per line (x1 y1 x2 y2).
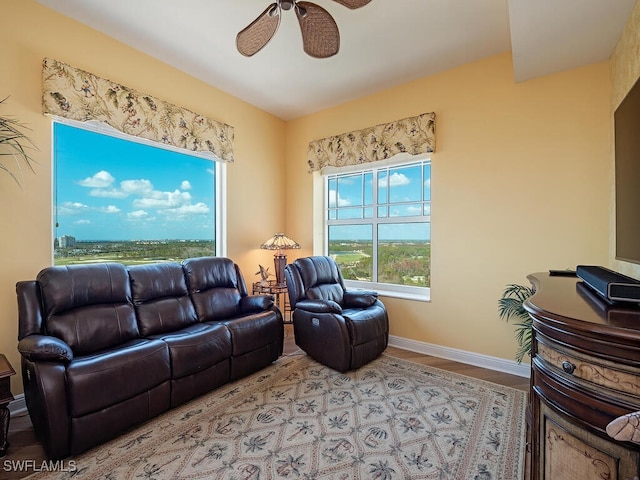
388 335 531 378
9 394 27 416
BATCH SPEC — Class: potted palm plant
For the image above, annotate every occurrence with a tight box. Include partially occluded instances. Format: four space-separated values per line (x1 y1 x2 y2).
498 283 535 363
0 96 36 185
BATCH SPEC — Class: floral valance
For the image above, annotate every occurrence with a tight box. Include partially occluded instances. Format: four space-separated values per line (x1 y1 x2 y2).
307 112 435 172
42 58 234 162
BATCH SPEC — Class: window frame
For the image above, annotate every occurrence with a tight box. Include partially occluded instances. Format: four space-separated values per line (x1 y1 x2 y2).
320 154 431 302
50 117 226 264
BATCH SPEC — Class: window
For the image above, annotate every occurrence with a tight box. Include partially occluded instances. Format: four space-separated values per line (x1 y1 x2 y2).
324 157 431 299
53 120 224 265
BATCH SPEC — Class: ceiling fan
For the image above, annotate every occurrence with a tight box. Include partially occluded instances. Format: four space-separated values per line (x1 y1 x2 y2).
236 0 372 59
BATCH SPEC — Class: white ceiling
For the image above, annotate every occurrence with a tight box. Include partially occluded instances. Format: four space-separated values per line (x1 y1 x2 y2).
36 0 636 121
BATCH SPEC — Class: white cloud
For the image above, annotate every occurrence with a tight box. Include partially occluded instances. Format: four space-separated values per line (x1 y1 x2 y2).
75 219 91 225
90 188 128 199
72 172 210 226
133 189 192 209
329 189 351 207
58 201 90 215
159 202 210 221
78 170 115 188
120 179 154 196
98 205 120 213
160 202 209 217
382 172 411 187
128 210 149 219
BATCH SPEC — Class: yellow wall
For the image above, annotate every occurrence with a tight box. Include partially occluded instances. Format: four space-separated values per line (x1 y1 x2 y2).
285 53 611 361
611 0 640 277
0 0 285 394
0 0 621 395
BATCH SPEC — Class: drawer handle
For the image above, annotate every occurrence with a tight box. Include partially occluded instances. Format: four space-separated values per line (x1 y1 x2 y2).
562 361 576 374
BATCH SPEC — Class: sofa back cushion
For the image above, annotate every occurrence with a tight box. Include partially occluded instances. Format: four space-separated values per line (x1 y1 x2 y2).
128 262 198 336
182 257 245 322
37 263 139 356
295 256 345 304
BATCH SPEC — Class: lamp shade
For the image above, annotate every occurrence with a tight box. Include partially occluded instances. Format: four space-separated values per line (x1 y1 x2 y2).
260 233 300 285
260 233 300 251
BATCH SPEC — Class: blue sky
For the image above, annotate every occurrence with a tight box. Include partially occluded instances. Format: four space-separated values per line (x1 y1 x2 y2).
54 123 216 241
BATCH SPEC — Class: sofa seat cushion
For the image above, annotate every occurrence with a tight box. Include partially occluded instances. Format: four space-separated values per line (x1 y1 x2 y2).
151 323 232 379
67 338 170 417
342 303 388 345
220 311 281 356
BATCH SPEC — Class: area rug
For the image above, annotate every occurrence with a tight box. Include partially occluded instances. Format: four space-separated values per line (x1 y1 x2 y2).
27 353 527 480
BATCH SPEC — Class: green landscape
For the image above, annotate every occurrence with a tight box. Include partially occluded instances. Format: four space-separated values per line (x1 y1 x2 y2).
54 239 430 287
330 240 430 287
54 240 216 266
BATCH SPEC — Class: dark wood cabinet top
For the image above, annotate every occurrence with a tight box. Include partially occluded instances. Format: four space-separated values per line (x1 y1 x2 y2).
0 354 15 405
0 354 14 379
524 273 640 361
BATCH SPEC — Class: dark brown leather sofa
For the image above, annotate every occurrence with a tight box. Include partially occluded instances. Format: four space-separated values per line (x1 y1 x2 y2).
285 256 388 372
16 256 283 460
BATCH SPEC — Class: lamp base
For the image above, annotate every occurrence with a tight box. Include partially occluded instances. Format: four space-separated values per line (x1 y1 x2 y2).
274 254 287 286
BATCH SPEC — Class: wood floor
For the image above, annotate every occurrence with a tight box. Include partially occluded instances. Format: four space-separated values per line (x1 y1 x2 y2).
2 325 529 479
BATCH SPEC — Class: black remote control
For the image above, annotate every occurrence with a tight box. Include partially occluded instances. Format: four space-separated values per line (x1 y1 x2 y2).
549 269 577 277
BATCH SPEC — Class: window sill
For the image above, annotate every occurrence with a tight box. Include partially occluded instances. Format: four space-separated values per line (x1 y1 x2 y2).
344 280 430 303
377 289 431 302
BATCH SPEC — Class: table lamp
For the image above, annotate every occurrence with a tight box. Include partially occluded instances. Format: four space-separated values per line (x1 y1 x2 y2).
260 233 300 285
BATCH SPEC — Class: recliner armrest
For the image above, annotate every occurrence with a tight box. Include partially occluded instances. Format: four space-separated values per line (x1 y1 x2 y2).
295 299 343 314
18 334 74 363
239 294 274 314
343 291 378 308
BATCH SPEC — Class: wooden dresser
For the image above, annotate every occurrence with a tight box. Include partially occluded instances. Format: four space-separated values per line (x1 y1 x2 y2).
524 272 640 480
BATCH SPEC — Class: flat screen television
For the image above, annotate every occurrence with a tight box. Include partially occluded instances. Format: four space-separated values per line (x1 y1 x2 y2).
615 76 640 264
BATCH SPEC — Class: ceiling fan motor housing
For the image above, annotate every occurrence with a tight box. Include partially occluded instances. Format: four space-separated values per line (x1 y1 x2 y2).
280 0 295 10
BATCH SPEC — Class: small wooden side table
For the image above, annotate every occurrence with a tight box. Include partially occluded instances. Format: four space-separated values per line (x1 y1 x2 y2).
253 280 291 323
0 354 15 457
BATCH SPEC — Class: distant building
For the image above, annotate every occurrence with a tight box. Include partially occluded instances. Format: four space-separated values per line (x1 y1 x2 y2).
59 235 76 248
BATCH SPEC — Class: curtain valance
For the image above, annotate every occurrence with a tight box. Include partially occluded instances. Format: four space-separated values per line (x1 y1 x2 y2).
42 58 234 162
307 112 435 172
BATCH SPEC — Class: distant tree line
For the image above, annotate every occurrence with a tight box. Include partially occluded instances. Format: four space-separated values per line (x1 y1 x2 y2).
330 240 430 287
54 240 215 265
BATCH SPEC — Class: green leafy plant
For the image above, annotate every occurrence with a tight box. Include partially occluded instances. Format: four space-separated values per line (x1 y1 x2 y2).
498 284 535 363
0 96 36 185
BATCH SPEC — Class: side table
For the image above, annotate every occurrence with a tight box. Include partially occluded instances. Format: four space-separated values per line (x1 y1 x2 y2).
0 354 15 457
253 280 291 323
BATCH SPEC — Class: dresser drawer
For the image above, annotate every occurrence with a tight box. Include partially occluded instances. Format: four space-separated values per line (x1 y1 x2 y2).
536 335 640 403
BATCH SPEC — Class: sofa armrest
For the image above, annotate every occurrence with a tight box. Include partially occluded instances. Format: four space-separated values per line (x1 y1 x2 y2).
239 294 274 314
343 290 378 309
295 299 343 314
18 335 74 363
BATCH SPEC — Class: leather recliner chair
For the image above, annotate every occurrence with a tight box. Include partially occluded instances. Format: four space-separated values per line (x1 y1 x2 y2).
285 256 389 372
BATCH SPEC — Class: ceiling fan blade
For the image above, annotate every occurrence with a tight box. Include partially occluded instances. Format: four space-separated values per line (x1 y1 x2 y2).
329 0 372 9
236 3 281 57
296 2 340 58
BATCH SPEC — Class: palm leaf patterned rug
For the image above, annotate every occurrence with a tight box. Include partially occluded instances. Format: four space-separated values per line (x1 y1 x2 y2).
27 353 526 479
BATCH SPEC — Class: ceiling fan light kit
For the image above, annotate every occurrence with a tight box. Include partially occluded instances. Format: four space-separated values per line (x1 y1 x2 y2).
236 0 371 59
